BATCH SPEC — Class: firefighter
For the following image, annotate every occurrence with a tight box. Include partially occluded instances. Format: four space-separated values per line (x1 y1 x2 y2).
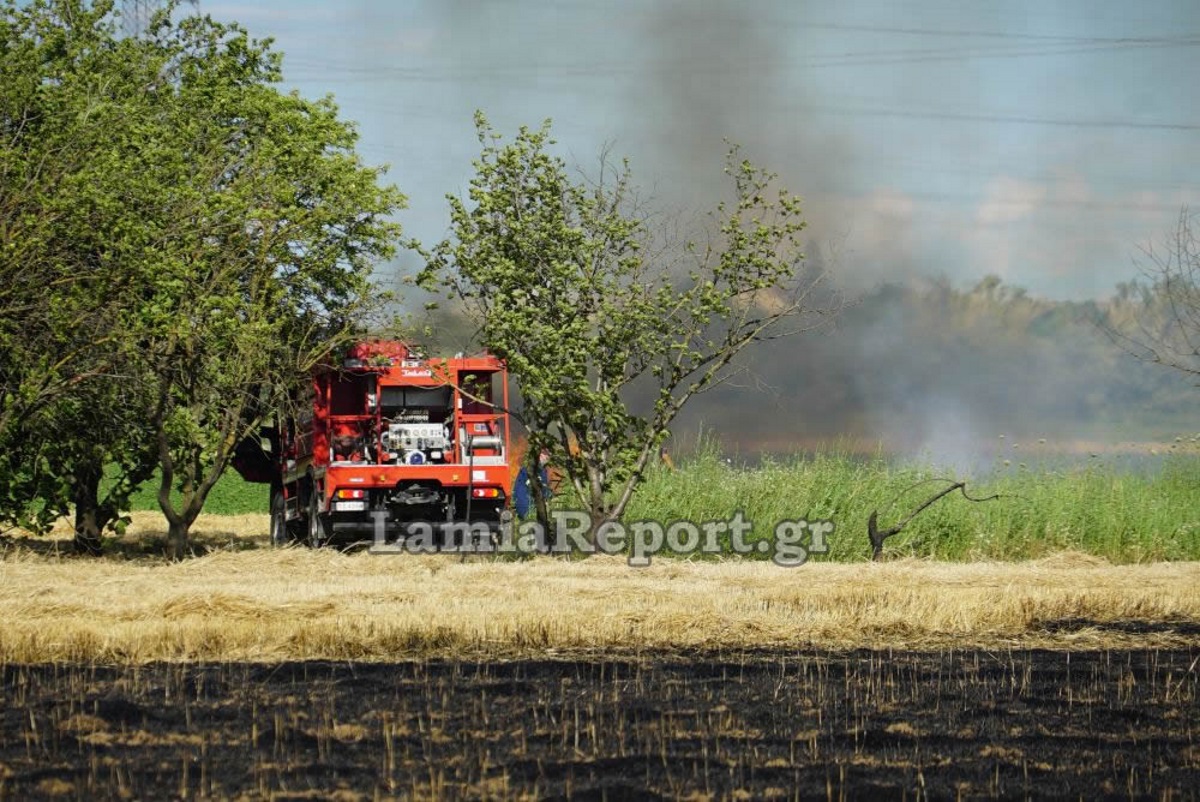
332 432 365 462
659 442 675 470
513 450 551 518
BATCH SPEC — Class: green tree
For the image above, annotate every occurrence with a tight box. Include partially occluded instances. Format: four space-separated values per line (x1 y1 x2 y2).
420 114 839 539
129 11 403 558
0 0 159 543
0 1 404 557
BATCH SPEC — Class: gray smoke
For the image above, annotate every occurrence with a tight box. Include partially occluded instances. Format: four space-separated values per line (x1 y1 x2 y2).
326 0 1198 465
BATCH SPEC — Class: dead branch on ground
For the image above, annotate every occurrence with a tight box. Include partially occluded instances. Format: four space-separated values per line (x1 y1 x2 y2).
869 480 1001 561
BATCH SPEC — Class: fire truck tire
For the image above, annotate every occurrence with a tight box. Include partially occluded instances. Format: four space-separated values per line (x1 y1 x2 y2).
269 490 289 547
307 490 330 548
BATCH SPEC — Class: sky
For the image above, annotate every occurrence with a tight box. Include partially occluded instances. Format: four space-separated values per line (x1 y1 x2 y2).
194 0 1200 300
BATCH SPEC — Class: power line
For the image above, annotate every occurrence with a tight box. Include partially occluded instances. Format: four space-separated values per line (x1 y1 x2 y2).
799 37 1200 69
793 21 1197 45
281 32 1200 87
787 103 1200 132
284 69 1200 134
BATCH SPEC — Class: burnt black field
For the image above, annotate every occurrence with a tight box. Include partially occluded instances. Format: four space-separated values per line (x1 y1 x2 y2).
2 650 1198 800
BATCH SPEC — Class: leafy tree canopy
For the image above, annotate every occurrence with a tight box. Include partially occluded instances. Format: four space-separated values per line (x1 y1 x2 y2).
420 113 839 535
0 0 405 556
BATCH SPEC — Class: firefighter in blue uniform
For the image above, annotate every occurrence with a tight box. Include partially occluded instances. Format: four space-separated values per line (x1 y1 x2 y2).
513 450 551 518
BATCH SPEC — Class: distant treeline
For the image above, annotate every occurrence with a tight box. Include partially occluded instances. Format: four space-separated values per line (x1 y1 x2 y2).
426 274 1196 454
672 275 1197 451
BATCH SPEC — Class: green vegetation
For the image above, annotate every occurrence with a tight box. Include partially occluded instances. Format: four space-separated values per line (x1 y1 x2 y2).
127 471 267 518
141 445 1200 562
4 7 1196 561
625 446 1200 562
418 114 839 539
0 1 402 556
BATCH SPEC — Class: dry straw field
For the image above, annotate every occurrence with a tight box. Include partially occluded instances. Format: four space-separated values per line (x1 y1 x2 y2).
2 513 1198 664
4 513 1200 798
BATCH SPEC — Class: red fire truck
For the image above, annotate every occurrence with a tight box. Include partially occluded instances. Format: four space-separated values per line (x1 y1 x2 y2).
233 341 511 547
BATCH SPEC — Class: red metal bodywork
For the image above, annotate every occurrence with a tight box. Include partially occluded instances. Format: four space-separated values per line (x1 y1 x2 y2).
236 340 511 543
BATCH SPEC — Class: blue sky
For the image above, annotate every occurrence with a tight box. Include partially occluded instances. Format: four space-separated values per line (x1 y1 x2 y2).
200 0 1200 300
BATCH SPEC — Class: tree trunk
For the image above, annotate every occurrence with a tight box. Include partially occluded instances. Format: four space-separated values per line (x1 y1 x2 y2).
606 440 658 528
528 452 553 548
167 517 191 561
585 485 611 548
72 458 104 556
588 509 612 547
157 442 230 561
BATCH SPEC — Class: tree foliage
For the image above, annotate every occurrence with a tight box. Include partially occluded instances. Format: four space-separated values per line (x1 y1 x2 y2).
0 0 404 556
128 10 403 558
420 113 839 536
0 0 158 540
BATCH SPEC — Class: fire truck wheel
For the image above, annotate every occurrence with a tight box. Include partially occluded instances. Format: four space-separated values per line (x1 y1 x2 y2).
269 490 289 547
307 491 330 548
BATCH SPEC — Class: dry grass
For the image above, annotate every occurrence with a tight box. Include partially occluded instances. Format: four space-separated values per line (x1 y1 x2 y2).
4 511 270 551
1 514 1198 662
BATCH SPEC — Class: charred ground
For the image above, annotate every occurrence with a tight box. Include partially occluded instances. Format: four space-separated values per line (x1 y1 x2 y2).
2 649 1197 800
